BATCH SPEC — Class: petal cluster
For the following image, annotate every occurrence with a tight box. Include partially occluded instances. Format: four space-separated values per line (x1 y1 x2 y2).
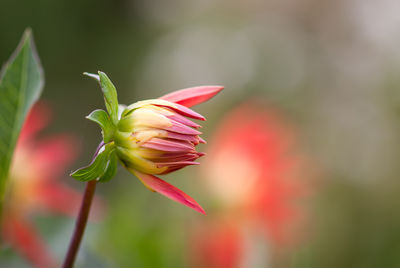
115 99 205 175
114 86 223 214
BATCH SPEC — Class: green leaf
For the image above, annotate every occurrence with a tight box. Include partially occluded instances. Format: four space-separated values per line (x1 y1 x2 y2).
98 150 118 183
98 71 119 125
0 29 44 203
71 143 115 182
86 109 115 143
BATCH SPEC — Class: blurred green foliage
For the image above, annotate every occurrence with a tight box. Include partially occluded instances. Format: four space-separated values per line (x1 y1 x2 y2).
0 30 43 208
2 0 400 267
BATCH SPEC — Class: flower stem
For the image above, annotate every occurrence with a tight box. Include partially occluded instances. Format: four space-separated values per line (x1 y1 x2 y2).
62 180 97 268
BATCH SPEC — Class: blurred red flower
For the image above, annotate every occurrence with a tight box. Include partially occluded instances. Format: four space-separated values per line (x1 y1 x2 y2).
190 101 314 267
190 217 243 268
2 103 102 268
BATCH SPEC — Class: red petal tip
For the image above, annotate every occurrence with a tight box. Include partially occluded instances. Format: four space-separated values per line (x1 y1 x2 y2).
159 85 224 108
132 170 206 214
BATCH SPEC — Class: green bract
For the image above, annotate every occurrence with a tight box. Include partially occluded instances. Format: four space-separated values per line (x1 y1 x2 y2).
71 143 117 182
86 109 114 143
71 71 120 182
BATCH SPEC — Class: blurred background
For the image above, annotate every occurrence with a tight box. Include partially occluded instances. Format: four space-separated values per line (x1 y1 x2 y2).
1 0 400 267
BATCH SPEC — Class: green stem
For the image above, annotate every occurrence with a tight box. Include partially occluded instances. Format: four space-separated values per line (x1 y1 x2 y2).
62 180 97 268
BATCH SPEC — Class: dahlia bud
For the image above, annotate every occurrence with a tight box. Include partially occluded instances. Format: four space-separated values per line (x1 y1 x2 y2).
114 99 206 175
72 71 223 214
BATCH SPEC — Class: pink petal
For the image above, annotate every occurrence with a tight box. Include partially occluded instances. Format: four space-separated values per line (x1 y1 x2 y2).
150 152 203 162
2 216 56 268
156 161 200 167
166 120 202 135
166 131 200 144
131 170 206 214
159 161 200 174
166 114 201 128
159 86 224 108
142 138 195 152
157 103 205 120
161 166 186 174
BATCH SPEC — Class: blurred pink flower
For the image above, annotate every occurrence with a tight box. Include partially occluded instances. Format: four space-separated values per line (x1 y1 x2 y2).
190 217 243 268
191 101 314 266
117 86 223 214
2 103 102 268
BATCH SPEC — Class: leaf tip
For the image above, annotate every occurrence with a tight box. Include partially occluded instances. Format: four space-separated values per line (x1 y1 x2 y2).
23 28 33 39
83 72 100 81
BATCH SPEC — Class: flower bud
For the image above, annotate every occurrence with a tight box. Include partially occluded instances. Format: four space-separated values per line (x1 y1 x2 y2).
114 99 206 175
76 71 223 214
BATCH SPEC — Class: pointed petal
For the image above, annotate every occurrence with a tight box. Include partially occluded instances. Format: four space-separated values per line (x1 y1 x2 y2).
156 161 200 167
160 166 186 174
159 86 224 108
2 216 56 268
142 138 195 152
159 103 205 120
131 170 206 214
152 153 201 163
129 99 206 120
166 131 200 144
166 120 202 135
166 114 201 128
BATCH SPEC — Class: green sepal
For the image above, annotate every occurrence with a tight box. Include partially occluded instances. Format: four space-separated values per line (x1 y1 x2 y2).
83 71 119 125
86 109 115 143
98 72 119 125
71 143 115 182
98 150 118 182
